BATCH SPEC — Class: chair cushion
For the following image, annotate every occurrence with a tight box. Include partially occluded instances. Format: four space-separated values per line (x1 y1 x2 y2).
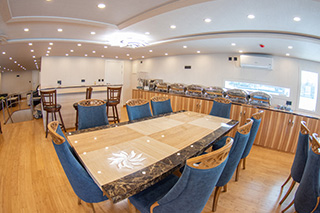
78 103 109 130
209 101 231 118
151 99 173 116
126 103 152 121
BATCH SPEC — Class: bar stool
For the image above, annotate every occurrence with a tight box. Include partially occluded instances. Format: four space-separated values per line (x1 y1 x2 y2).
40 90 66 138
73 87 92 130
106 87 121 123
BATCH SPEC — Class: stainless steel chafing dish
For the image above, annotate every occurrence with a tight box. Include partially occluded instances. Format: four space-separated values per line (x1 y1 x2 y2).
185 84 204 97
148 79 163 91
249 91 272 107
155 82 170 92
226 89 249 103
169 83 187 94
204 86 226 98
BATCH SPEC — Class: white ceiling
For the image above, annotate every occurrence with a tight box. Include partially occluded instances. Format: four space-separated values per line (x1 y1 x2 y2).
0 0 320 72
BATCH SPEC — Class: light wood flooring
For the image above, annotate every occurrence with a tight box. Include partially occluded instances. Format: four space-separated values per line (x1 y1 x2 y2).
0 105 297 213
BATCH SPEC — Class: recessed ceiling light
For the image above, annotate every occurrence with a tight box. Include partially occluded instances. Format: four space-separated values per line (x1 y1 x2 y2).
24 28 29 32
130 58 132 60
204 18 211 23
104 46 108 48
149 50 153 52
101 55 104 58
97 3 106 8
91 32 96 35
65 54 69 56
293 17 301 22
17 64 20 66
126 54 130 56
239 50 243 53
47 51 50 53
28 43 33 46
77 43 82 46
115 56 118 58
170 25 176 29
183 46 187 48
197 51 201 53
34 60 37 62
288 46 293 49
286 53 290 56
57 28 63 32
165 53 168 56
142 56 145 58
84 54 88 57
14 61 17 63
92 50 96 53
30 50 34 52
9 57 12 60
2 52 6 54
32 56 35 58
48 47 51 50
247 14 255 19
46 54 49 56
70 50 74 52
231 43 236 46
145 32 150 35
49 43 53 45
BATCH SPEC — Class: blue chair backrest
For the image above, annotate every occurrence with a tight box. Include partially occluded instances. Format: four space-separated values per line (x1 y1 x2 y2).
151 99 173 116
78 102 109 130
209 100 231 118
216 129 251 187
126 102 152 121
52 125 108 203
290 131 309 182
241 116 262 159
294 135 320 213
154 154 229 212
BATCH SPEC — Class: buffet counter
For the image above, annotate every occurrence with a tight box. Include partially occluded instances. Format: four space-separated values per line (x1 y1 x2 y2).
132 89 320 153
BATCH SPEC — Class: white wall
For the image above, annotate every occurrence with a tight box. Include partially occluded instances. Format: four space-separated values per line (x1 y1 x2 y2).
131 54 320 116
1 70 33 97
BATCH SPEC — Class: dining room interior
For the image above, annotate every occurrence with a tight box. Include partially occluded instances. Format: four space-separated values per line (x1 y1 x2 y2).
1 0 320 212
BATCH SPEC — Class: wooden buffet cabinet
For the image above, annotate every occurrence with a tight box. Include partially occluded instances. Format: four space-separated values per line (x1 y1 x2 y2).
132 89 320 154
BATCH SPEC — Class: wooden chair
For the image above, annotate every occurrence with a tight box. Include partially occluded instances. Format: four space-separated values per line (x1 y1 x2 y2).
211 118 253 212
150 96 173 116
235 110 264 181
106 87 122 123
40 90 66 137
73 87 93 130
280 121 310 212
294 133 320 213
128 138 234 213
77 99 109 130
209 97 232 119
126 99 152 121
48 121 108 212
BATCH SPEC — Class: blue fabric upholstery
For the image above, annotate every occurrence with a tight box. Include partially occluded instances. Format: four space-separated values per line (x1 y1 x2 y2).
209 100 231 119
129 156 229 213
78 103 109 130
290 132 309 183
294 148 320 213
151 99 173 116
53 125 108 203
241 117 262 159
212 136 228 151
126 102 152 121
216 132 250 187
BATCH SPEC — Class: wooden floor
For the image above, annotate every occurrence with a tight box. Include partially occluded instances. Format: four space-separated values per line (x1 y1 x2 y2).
0 105 297 213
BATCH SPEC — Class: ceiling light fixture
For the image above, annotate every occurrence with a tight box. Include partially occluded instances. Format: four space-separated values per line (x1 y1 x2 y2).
48 47 51 50
46 54 49 56
2 52 5 54
145 32 150 35
28 43 33 46
33 56 35 58
170 25 176 29
9 57 12 60
24 28 29 32
286 53 290 56
91 32 96 35
115 56 118 58
57 28 63 32
288 46 293 49
92 50 96 53
142 56 145 58
247 14 255 19
49 42 53 45
231 43 236 46
70 50 74 52
84 54 88 56
165 53 168 56
197 51 201 53
101 55 104 57
239 50 243 53
183 46 187 48
97 3 106 8
149 50 153 52
47 51 50 53
30 50 34 52
293 17 301 22
104 46 108 48
204 18 211 23
77 44 82 46
126 54 130 56
65 54 69 56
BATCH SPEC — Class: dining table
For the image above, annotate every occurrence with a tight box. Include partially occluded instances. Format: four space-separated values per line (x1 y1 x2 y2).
66 110 238 203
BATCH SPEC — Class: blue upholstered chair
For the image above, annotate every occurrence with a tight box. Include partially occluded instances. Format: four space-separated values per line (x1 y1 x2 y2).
235 110 264 181
280 121 310 212
209 97 232 119
294 133 320 213
150 96 173 116
47 121 108 212
211 119 253 212
77 99 109 130
126 99 152 121
128 138 234 213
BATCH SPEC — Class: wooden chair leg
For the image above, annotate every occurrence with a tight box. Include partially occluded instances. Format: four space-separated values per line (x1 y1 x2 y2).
89 203 95 213
235 160 241 181
281 175 292 191
222 184 227 192
45 111 49 138
128 199 138 213
279 180 296 205
114 105 120 123
212 186 223 212
58 111 66 132
282 199 294 213
242 157 246 169
78 198 81 205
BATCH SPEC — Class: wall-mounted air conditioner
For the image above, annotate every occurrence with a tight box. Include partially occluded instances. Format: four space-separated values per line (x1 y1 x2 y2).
240 54 273 70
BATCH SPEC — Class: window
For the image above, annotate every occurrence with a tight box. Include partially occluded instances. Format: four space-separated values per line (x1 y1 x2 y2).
298 70 318 111
225 81 290 97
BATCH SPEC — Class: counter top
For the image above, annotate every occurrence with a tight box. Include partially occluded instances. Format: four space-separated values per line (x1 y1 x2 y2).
40 84 122 95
